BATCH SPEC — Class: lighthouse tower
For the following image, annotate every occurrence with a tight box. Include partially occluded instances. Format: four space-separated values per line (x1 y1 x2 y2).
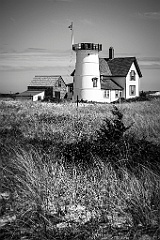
72 43 102 101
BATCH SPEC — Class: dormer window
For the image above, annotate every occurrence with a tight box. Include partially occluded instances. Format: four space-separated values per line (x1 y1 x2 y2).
92 77 98 87
130 70 136 81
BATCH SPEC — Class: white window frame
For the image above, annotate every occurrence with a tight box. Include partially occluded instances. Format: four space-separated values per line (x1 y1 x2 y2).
104 90 109 98
115 90 119 98
92 77 98 87
130 70 136 81
129 85 136 96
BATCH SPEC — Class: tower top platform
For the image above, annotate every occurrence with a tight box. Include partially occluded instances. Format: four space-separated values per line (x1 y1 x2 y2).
72 43 102 51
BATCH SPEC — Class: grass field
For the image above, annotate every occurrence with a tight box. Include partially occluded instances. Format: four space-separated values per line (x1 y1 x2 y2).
0 98 160 239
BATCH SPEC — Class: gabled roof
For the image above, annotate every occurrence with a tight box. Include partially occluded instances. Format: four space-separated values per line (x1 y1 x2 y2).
99 57 142 77
29 75 65 87
101 77 123 90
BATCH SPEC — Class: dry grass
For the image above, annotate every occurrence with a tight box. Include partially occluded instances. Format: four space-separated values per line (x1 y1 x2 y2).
0 98 160 239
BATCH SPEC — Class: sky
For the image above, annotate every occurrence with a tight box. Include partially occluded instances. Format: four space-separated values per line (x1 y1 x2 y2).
0 0 160 93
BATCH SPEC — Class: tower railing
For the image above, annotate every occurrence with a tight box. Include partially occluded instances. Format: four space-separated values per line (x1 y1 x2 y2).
72 43 102 51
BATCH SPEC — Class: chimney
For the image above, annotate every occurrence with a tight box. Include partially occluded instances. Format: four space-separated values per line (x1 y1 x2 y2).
109 47 114 60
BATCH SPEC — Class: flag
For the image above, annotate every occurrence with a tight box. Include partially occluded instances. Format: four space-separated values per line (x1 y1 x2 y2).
68 22 73 31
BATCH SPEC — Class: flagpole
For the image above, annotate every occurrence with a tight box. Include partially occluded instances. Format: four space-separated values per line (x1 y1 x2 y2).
71 24 74 48
68 22 74 49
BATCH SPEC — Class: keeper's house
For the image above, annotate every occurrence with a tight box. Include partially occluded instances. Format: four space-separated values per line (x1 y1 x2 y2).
71 44 142 103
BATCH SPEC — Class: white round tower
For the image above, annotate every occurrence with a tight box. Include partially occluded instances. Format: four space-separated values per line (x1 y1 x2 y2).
72 43 102 102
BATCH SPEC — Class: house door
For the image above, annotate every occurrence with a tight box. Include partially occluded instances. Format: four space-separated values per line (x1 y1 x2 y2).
55 91 60 99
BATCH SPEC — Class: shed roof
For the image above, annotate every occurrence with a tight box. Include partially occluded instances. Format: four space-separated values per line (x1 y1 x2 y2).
100 57 142 77
29 75 65 87
101 77 123 90
18 90 44 97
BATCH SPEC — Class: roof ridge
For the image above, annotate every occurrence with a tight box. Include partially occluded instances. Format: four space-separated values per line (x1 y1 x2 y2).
100 57 136 60
34 75 60 77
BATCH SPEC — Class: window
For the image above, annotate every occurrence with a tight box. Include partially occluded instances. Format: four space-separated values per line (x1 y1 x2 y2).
58 81 61 87
129 85 136 96
92 77 98 87
130 70 136 81
69 85 73 93
104 90 109 98
115 90 119 98
55 91 60 99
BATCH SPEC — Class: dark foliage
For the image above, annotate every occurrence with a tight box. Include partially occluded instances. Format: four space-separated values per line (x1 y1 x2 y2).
0 216 99 240
60 106 160 175
95 105 131 143
112 92 150 104
60 106 129 169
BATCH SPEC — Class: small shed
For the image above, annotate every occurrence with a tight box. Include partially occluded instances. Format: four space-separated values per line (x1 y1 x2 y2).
16 90 45 101
28 75 67 100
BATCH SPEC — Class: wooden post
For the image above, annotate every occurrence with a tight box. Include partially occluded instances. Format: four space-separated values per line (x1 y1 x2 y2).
76 95 79 120
76 95 78 108
0 157 2 193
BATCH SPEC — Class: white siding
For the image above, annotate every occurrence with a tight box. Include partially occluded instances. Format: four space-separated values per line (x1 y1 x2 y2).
102 90 122 103
126 63 139 99
74 49 101 101
32 91 45 101
112 63 140 99
111 77 126 98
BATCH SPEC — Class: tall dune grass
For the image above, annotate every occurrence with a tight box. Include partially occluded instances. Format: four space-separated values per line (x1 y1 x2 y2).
1 149 160 239
0 98 160 239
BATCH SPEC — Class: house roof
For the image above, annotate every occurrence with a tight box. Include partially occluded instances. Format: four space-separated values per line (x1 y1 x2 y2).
99 58 112 76
18 90 44 97
71 57 142 78
99 57 142 77
101 77 123 90
29 75 65 87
